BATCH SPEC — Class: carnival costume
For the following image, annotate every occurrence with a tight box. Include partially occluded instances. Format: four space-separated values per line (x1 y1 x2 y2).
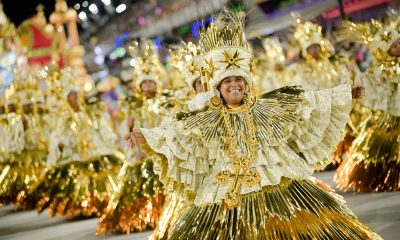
21 69 122 218
335 15 400 192
289 21 351 90
97 40 166 234
137 10 381 240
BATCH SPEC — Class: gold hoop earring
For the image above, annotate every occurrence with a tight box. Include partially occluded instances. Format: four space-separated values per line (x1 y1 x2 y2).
210 95 223 107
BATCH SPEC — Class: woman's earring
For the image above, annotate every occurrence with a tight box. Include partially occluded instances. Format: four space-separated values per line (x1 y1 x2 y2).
210 95 223 107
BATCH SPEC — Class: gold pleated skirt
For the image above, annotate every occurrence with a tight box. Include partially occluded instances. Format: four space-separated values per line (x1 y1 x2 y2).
149 193 187 240
335 110 400 192
166 178 381 240
0 149 46 208
17 155 122 217
151 177 336 240
97 159 164 234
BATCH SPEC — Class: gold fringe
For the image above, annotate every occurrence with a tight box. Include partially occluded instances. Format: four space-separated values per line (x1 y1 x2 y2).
17 155 122 217
335 111 400 192
0 150 46 208
97 160 164 234
149 194 188 240
167 179 381 240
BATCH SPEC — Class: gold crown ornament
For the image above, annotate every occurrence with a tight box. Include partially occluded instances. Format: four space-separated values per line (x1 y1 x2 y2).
96 74 120 92
127 39 166 90
339 13 400 79
5 69 39 106
0 21 18 39
199 9 254 91
293 21 332 58
43 67 80 100
0 3 17 38
171 41 203 89
262 37 285 66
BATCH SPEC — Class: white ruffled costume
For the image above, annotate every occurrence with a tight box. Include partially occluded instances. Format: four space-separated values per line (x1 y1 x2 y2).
141 84 352 205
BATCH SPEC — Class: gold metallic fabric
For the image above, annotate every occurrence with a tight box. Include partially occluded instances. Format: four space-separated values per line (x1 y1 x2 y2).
18 155 121 218
335 110 400 192
167 179 381 240
97 160 164 234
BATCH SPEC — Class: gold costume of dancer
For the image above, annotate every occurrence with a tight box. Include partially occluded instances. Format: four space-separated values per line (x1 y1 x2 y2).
97 40 167 234
0 75 48 209
0 81 26 207
335 15 400 192
128 10 381 240
21 69 122 218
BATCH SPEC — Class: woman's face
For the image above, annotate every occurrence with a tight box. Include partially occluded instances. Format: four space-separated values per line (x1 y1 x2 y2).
306 44 322 59
388 39 400 57
193 77 203 94
7 103 16 113
22 103 34 114
219 76 246 107
140 80 157 98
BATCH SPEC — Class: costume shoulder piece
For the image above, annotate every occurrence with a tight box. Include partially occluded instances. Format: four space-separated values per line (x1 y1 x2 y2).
255 86 305 146
183 86 305 147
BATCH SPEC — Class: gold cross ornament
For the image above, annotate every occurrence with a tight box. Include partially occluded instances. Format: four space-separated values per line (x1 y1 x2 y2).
215 168 260 208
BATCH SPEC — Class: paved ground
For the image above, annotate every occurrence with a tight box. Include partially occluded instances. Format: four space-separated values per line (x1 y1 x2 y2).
0 170 399 240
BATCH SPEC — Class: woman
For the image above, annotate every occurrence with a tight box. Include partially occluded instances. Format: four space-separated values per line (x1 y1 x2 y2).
21 69 121 217
125 10 380 239
97 40 166 234
335 16 400 192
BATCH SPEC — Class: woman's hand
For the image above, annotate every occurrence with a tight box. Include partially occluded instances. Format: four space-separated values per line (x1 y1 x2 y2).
124 128 146 148
351 85 365 99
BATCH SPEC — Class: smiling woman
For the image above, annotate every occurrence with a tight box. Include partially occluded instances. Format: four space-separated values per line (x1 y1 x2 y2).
218 76 246 107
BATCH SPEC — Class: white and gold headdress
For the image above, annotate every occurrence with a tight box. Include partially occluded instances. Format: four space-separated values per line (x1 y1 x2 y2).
128 39 165 89
262 37 285 66
40 67 80 100
5 69 39 106
171 41 203 89
293 21 331 58
340 17 400 54
199 9 254 90
339 13 400 78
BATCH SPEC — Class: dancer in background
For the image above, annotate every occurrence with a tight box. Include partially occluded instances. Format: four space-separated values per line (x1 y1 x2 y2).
335 14 400 192
254 37 289 93
289 21 351 90
97 40 167 234
150 41 203 240
20 68 122 217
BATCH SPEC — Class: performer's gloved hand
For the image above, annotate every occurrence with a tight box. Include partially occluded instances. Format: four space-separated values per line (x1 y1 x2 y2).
124 128 146 148
351 85 365 99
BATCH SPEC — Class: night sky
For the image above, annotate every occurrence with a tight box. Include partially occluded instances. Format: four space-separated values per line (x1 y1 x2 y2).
2 0 85 26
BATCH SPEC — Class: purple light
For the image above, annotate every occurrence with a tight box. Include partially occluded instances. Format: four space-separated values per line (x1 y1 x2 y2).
138 16 145 25
155 7 162 15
